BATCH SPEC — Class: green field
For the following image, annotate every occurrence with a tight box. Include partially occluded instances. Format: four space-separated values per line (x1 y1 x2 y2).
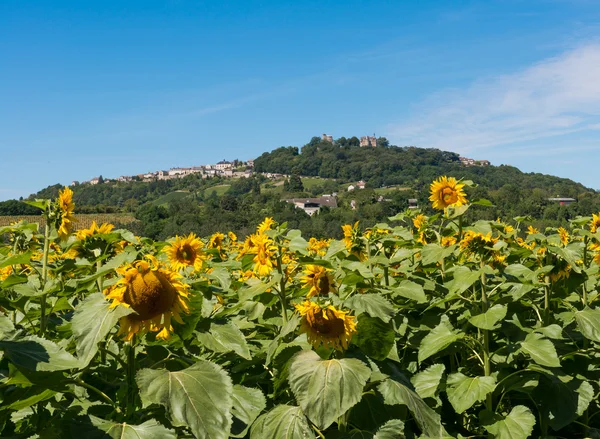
374 185 411 194
152 190 192 206
203 184 231 197
261 177 337 194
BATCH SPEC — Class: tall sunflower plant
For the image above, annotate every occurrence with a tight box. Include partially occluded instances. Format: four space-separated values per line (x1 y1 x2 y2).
2 180 600 438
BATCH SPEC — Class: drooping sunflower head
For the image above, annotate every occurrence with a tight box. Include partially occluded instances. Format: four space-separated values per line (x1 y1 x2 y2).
526 225 539 235
302 264 336 298
57 187 75 240
429 176 467 210
590 214 600 233
164 233 204 271
104 257 190 341
295 301 356 351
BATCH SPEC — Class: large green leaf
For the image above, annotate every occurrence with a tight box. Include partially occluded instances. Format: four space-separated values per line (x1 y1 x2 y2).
71 293 133 367
519 333 560 368
574 307 600 342
445 266 480 296
391 280 427 303
446 373 496 414
196 321 251 359
0 315 15 338
230 385 266 438
420 244 455 267
137 360 233 439
352 315 396 361
531 373 589 431
374 419 405 439
0 335 80 371
3 387 57 410
78 416 177 439
288 350 370 429
418 317 465 363
483 406 535 439
377 378 447 437
250 405 312 439
411 363 445 399
345 294 395 322
0 251 32 268
469 305 507 330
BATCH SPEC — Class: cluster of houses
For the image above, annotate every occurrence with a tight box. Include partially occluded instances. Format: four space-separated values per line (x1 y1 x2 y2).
459 156 491 167
73 160 255 186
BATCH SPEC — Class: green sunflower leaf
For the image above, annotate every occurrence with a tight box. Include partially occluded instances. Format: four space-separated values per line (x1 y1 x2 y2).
345 293 395 322
519 332 560 368
137 360 233 439
288 350 370 429
0 335 80 371
250 405 312 439
418 316 465 363
71 293 133 368
377 377 448 437
574 307 600 342
411 363 445 399
446 373 496 414
73 416 177 439
483 406 535 439
230 385 266 438
373 419 406 439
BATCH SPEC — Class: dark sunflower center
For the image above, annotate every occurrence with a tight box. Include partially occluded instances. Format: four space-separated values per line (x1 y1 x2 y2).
317 275 330 295
124 270 178 321
442 187 457 203
312 309 345 336
177 244 195 263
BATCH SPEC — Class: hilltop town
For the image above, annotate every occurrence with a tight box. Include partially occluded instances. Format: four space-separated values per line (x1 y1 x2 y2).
73 159 256 186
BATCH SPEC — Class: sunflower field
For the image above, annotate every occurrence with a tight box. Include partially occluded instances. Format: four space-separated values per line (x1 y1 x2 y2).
1 180 600 439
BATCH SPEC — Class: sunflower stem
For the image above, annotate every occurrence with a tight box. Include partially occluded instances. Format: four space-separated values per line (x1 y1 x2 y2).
125 341 137 419
70 378 120 411
40 220 51 335
480 260 493 416
275 250 288 324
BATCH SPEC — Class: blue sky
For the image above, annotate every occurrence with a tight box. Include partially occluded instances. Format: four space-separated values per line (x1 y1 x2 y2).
1 0 600 201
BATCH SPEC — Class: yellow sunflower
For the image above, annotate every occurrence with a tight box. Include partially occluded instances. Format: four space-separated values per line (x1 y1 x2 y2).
590 214 600 233
208 232 225 251
57 187 75 240
257 217 275 234
412 214 427 231
460 230 502 262
429 176 467 210
302 265 336 298
104 257 190 341
251 233 277 276
526 225 539 235
76 221 114 240
295 301 356 351
558 227 569 246
441 235 457 247
164 233 204 271
308 237 330 256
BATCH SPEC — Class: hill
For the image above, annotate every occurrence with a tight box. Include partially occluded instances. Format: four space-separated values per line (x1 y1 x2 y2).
1 135 599 240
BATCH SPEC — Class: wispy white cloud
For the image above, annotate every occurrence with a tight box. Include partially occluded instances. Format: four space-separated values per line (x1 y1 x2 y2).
388 43 600 155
